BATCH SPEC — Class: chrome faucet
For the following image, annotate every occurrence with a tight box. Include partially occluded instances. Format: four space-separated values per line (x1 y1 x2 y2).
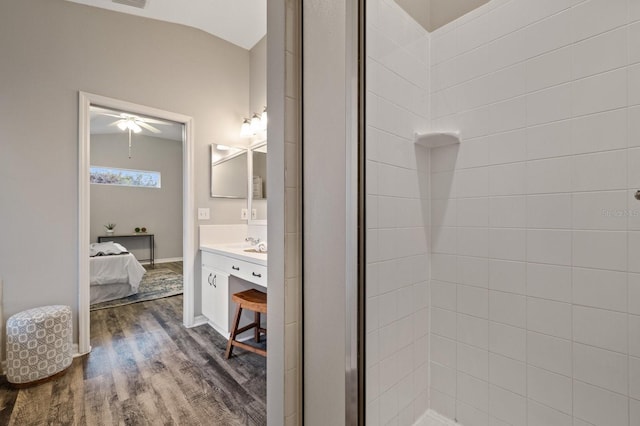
245 237 260 245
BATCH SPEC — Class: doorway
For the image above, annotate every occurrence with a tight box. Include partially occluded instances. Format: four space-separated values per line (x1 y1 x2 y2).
78 92 196 354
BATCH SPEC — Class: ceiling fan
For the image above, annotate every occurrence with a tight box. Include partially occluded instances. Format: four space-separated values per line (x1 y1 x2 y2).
92 106 169 158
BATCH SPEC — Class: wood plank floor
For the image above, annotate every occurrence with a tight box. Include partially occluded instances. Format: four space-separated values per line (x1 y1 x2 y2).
0 294 266 426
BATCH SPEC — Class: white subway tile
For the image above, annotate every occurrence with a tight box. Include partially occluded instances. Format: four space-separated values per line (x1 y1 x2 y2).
489 353 526 396
488 196 526 228
489 259 526 294
489 163 526 196
490 322 526 361
572 191 628 230
629 148 640 187
573 342 628 394
458 227 489 258
431 362 457 396
458 372 489 412
525 46 572 94
489 385 527 426
458 342 489 381
458 284 489 319
457 197 489 227
432 226 457 254
526 83 572 126
490 228 526 262
458 255 490 288
486 63 527 104
527 230 572 266
431 280 456 311
457 401 490 426
527 263 572 303
458 13 490 54
526 157 572 194
630 356 640 400
458 313 489 349
527 331 572 376
629 232 640 273
489 290 526 328
630 314 640 357
572 27 627 80
526 120 573 161
630 274 640 315
573 305 628 353
458 138 490 169
527 400 572 426
572 69 628 117
572 109 628 155
526 193 572 229
455 45 490 84
431 199 457 228
488 129 527 165
572 230 627 271
632 0 640 22
573 380 629 426
456 167 489 198
457 106 491 139
487 30 527 72
631 22 640 65
488 97 527 134
523 9 572 59
527 366 573 414
571 0 629 42
572 267 627 312
527 298 572 339
430 390 456 421
431 334 456 369
630 63 640 106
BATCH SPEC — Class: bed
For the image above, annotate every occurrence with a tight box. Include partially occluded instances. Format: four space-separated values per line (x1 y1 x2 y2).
90 242 146 305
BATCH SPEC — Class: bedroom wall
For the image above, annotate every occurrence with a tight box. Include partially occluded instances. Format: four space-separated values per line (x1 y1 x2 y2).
0 0 251 340
90 133 183 261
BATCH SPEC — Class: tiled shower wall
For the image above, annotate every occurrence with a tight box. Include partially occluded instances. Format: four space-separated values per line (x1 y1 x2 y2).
366 0 431 424
428 0 640 425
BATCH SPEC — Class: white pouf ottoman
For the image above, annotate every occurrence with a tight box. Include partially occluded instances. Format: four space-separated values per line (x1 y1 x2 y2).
6 305 73 386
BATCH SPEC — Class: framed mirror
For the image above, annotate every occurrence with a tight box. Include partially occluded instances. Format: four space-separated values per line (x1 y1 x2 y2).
210 144 248 198
248 141 267 223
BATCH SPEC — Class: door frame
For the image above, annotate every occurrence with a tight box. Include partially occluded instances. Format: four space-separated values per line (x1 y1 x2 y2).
77 91 195 354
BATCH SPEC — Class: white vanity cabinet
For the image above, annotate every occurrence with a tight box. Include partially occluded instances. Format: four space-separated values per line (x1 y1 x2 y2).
201 266 229 332
200 246 267 338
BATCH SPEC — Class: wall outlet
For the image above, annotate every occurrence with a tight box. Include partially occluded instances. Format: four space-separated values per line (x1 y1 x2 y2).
251 209 257 219
241 208 248 220
198 208 210 220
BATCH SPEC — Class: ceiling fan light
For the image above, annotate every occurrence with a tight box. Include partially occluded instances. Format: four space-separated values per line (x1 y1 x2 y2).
129 122 142 133
117 121 128 131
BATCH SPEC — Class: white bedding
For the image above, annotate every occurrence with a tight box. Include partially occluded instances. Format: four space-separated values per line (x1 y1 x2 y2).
90 253 146 304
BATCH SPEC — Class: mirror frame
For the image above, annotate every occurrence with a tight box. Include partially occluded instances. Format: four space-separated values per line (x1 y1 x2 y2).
210 146 249 199
248 140 267 225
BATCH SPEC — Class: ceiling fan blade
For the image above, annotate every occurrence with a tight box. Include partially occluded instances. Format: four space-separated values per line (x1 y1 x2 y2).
137 121 161 133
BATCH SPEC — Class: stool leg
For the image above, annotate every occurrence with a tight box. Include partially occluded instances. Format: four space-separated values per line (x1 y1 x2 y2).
225 304 243 359
255 312 261 343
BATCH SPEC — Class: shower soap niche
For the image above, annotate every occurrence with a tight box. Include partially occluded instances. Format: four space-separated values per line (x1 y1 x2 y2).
414 131 460 148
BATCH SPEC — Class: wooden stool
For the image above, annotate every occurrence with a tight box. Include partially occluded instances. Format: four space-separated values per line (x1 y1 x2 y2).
225 289 267 359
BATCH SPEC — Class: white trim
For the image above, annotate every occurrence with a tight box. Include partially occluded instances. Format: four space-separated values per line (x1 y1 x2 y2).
139 257 184 265
190 315 209 328
78 92 196 353
414 410 459 426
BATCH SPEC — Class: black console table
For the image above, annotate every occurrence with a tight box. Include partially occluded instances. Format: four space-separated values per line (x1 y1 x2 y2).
98 233 155 267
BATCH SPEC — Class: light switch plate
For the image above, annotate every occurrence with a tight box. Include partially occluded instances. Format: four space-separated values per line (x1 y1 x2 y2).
241 208 248 220
198 208 210 220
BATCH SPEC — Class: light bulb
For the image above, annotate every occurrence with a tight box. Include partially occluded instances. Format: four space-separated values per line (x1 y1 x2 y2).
260 107 267 131
250 113 261 133
240 118 252 138
117 121 128 131
129 121 142 133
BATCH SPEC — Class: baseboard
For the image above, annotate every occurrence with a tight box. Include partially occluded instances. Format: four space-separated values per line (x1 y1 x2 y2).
142 257 183 265
189 315 209 328
414 410 459 426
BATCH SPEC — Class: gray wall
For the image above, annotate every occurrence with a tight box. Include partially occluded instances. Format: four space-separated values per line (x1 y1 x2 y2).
0 0 251 334
90 133 183 260
250 36 268 115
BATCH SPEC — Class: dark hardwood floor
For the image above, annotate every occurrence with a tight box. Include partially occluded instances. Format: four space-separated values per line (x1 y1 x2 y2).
0 293 266 426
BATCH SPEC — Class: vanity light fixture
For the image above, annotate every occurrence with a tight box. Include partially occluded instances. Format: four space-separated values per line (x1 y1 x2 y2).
216 144 231 151
240 106 268 137
240 118 252 138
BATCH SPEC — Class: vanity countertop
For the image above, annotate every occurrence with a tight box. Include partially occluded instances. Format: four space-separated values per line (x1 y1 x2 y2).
200 243 267 267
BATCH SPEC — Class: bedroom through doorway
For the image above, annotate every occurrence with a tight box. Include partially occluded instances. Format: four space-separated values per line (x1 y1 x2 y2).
88 105 185 314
